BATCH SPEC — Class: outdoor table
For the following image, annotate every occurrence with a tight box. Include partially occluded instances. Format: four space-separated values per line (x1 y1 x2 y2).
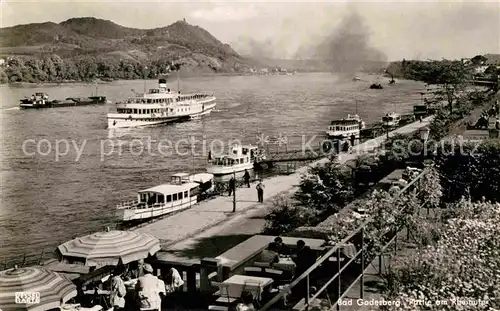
274 257 296 274
221 275 273 300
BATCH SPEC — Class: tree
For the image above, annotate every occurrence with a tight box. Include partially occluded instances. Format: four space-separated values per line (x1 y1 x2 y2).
263 195 316 235
420 60 469 114
294 159 354 215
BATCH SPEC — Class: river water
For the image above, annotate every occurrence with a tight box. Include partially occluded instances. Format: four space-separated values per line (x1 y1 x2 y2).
0 73 426 261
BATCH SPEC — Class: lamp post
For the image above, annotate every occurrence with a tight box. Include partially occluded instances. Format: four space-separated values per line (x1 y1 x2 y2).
232 170 236 213
419 126 430 163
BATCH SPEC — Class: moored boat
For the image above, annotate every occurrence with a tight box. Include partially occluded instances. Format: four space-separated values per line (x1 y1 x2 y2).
107 78 216 128
382 112 401 127
116 172 214 222
326 114 365 139
206 144 264 175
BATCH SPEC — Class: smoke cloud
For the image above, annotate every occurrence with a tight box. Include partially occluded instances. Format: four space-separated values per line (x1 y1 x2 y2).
314 10 388 76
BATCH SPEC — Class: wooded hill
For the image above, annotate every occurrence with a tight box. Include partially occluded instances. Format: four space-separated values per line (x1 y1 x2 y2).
0 17 258 83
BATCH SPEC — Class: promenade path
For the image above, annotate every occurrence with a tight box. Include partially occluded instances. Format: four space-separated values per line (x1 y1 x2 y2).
134 116 434 252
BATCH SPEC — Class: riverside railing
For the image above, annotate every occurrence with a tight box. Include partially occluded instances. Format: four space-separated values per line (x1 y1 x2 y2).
259 169 427 311
1 226 120 271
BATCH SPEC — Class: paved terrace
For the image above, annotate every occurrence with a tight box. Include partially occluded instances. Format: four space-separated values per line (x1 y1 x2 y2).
134 116 434 251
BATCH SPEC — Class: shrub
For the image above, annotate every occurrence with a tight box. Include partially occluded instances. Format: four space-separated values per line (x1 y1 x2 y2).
263 195 316 235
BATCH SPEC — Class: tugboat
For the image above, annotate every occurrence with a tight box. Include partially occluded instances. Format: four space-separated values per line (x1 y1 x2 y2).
20 93 108 109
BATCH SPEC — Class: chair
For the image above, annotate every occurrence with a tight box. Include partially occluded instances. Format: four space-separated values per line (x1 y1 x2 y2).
253 261 271 268
208 305 229 311
211 282 235 305
264 268 283 277
244 266 262 276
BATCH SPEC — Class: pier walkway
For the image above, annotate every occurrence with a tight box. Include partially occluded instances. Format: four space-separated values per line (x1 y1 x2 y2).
134 116 434 252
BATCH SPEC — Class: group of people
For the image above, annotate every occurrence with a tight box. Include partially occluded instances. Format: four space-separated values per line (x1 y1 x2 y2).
228 169 266 203
109 260 184 311
260 237 317 298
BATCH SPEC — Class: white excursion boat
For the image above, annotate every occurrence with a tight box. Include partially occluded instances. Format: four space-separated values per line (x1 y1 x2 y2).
116 172 214 222
382 112 401 127
107 78 216 128
206 145 264 175
326 114 365 139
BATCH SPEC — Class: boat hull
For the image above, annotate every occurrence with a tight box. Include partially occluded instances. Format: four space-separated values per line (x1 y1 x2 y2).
116 196 198 221
206 162 255 175
107 114 181 128
20 97 107 109
107 99 216 128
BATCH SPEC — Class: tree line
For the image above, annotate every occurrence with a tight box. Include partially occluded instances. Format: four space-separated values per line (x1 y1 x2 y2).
0 55 185 84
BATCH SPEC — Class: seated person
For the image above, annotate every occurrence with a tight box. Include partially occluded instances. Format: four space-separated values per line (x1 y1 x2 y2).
164 267 184 293
260 243 279 265
235 291 256 311
273 237 290 256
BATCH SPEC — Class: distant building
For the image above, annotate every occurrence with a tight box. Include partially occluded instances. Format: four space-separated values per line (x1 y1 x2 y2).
0 59 5 66
461 58 471 65
259 68 269 74
474 66 489 74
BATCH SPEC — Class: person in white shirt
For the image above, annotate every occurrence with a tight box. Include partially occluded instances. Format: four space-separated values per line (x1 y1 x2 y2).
109 267 126 310
164 268 184 293
135 263 166 311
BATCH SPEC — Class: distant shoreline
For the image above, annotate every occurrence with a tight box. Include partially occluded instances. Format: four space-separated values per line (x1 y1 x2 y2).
2 71 391 87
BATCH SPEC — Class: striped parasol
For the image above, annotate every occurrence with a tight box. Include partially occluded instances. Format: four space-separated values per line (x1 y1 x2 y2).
0 266 77 311
57 229 160 267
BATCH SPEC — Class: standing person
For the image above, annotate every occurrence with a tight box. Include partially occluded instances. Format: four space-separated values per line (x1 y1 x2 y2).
256 180 264 203
135 264 166 311
291 240 317 299
110 267 127 311
243 169 251 188
228 177 235 196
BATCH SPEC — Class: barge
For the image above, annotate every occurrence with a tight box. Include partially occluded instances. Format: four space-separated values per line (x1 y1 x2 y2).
20 93 108 109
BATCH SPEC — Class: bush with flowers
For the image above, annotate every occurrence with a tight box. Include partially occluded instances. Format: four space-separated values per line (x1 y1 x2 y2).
381 199 500 310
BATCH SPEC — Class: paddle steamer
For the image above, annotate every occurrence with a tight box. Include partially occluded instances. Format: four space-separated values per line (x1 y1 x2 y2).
107 78 216 128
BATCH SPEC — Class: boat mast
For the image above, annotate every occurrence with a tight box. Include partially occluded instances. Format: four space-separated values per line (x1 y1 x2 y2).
355 99 358 115
95 81 98 96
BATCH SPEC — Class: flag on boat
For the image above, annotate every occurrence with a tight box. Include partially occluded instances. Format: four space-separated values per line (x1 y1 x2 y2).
57 229 161 267
0 266 77 311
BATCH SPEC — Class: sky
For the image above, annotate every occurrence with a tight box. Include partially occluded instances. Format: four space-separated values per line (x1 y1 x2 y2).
1 0 499 61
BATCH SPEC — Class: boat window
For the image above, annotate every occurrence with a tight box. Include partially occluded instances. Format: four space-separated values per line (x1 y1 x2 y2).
147 99 152 104
184 191 188 197
166 195 171 202
173 193 178 201
133 109 137 114
178 192 183 200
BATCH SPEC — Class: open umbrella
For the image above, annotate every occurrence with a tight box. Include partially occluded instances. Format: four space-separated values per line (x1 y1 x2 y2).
0 266 77 311
57 229 160 267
